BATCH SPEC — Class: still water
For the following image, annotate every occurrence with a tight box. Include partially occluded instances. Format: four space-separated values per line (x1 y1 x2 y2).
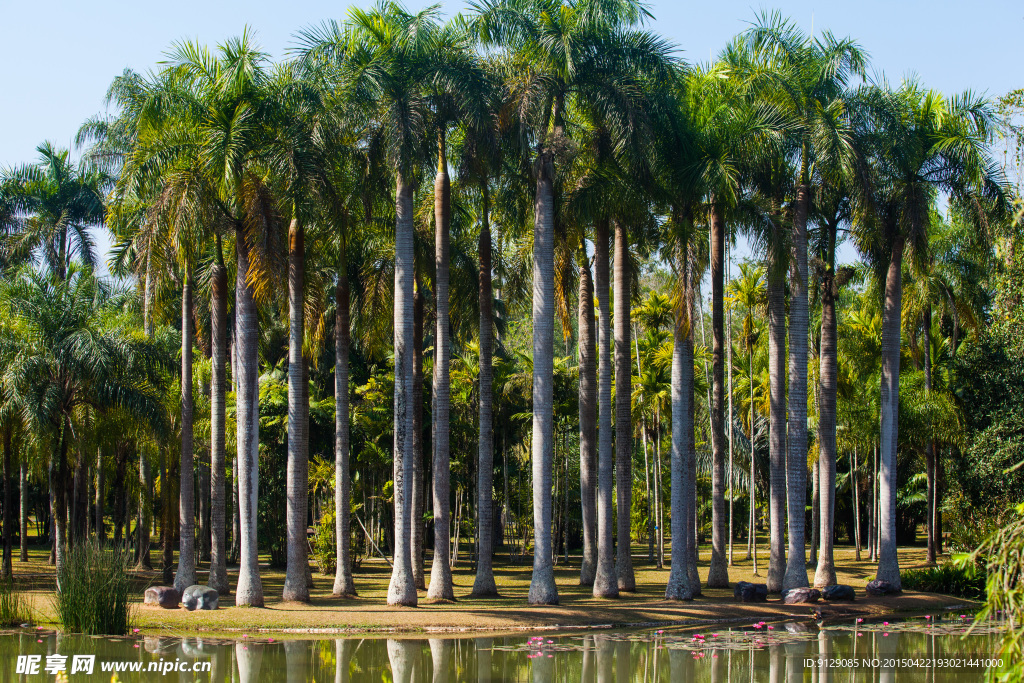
0 615 1010 681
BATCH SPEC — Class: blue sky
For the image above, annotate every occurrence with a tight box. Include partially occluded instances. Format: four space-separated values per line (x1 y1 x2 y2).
2 0 1021 268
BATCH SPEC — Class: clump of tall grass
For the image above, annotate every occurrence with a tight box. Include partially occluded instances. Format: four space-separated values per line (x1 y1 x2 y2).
53 542 133 635
0 578 30 626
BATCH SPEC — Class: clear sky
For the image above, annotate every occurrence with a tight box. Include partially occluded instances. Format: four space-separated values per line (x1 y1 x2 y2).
2 0 1021 267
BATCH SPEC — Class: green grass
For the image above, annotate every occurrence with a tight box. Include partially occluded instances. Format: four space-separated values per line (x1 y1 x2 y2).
53 542 134 635
0 578 30 626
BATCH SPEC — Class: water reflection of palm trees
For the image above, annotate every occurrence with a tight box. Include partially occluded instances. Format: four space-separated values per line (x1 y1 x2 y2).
0 619 1003 682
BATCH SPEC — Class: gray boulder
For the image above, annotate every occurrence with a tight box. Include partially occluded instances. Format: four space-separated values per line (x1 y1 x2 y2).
781 587 821 604
181 585 220 611
822 584 856 601
733 581 769 603
144 586 181 609
866 579 900 597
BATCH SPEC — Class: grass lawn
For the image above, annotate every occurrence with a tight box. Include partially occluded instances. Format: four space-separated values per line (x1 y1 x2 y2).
7 536 976 635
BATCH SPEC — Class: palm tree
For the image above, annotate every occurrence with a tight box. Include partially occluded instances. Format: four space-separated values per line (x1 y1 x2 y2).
593 216 617 598
852 82 1009 588
475 0 672 603
0 266 166 580
264 61 338 603
665 225 697 600
0 143 106 280
158 34 278 606
729 262 764 565
737 13 867 590
422 18 492 602
681 62 778 588
104 86 206 593
577 247 598 586
301 2 441 606
902 215 988 565
811 180 857 587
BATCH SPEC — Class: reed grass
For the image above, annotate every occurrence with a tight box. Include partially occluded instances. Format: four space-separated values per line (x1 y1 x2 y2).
53 542 133 635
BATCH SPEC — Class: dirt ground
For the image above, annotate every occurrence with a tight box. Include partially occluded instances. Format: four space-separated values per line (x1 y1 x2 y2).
12 542 977 635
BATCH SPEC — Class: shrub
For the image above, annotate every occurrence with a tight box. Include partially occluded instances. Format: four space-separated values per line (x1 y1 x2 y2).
0 578 30 626
54 542 133 635
312 511 336 575
901 562 986 600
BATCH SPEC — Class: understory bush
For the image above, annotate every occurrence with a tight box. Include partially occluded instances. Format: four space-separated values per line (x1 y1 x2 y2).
54 542 133 635
0 578 30 626
901 562 986 600
312 511 336 575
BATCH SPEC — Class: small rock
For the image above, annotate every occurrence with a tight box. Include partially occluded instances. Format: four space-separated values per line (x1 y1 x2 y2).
781 587 821 604
733 581 769 603
181 585 220 611
144 586 181 609
822 584 856 601
866 579 900 597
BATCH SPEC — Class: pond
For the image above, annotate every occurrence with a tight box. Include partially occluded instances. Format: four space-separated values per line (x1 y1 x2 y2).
0 614 1010 681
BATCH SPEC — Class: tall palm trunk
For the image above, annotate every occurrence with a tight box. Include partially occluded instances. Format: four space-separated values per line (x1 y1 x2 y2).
161 449 173 584
654 410 664 568
198 442 209 563
387 173 418 607
284 217 310 602
174 269 197 593
814 231 838 588
575 245 598 585
334 241 356 597
138 258 155 566
21 456 29 561
593 218 618 599
527 150 558 605
136 452 152 569
52 423 71 580
472 187 499 596
749 346 757 573
235 228 264 607
727 245 734 567
412 284 426 589
666 242 694 601
428 140 455 603
852 446 861 560
707 205 729 588
766 261 787 592
876 235 904 588
577 251 597 587
784 185 810 590
613 219 635 592
3 425 12 579
923 304 937 566
685 244 701 595
209 258 229 594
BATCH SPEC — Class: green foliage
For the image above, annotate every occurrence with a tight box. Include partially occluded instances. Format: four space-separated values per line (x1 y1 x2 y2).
965 504 1024 681
0 579 30 627
946 325 1024 545
312 511 337 576
53 543 133 635
900 562 985 600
